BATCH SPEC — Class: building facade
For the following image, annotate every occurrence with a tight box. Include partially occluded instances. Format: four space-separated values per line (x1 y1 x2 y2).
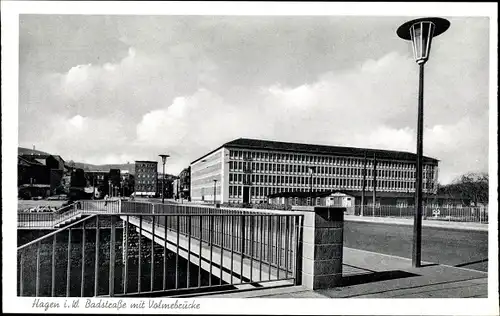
179 167 191 200
173 178 180 199
134 161 158 197
190 138 439 204
18 154 66 194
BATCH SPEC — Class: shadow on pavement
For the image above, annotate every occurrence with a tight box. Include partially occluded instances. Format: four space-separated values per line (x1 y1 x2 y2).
341 270 419 287
419 263 439 267
454 258 488 268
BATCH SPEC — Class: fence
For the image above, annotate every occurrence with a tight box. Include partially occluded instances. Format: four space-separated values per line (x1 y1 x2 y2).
354 205 488 223
17 203 303 297
18 200 121 228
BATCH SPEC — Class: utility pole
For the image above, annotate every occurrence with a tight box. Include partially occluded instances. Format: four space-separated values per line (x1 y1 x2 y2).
372 153 377 217
159 154 170 204
92 174 95 199
308 166 315 205
361 151 367 216
213 179 217 206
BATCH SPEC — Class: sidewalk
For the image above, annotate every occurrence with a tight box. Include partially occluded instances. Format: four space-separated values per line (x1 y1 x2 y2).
207 247 488 298
345 215 488 232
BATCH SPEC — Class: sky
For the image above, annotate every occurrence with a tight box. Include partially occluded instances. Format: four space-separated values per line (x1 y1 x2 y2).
18 14 490 184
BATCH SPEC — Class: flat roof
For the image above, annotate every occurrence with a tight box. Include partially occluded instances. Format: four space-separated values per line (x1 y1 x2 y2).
135 160 158 163
191 138 439 165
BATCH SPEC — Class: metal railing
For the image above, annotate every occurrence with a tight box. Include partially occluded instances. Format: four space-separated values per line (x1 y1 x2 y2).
17 203 303 297
18 200 121 228
354 205 488 223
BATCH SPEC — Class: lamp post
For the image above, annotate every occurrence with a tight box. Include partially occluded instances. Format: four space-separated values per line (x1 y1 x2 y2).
159 154 170 204
92 173 96 200
177 177 181 202
397 17 450 268
213 179 217 206
308 166 315 205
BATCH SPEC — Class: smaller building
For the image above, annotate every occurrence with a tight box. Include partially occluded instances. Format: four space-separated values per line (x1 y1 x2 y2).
179 167 191 200
135 161 158 197
173 178 180 200
268 189 473 210
268 191 355 208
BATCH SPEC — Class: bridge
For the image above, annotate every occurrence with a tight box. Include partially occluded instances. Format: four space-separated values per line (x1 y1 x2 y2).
18 200 343 297
17 200 488 298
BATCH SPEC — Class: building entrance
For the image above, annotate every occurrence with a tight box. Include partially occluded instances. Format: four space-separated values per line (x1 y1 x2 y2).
243 186 250 204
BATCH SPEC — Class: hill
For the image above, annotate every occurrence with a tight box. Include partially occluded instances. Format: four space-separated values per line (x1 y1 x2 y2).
19 147 137 174
18 147 51 156
74 162 137 174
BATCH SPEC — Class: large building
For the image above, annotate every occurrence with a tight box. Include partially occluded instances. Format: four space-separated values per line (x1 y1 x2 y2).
190 138 439 205
134 161 158 197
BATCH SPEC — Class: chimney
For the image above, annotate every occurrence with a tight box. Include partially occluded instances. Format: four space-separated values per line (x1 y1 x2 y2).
33 145 35 151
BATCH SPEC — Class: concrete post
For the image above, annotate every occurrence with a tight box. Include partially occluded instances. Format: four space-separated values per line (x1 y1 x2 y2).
294 205 344 289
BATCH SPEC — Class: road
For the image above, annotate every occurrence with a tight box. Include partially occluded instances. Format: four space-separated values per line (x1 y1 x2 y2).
343 221 488 272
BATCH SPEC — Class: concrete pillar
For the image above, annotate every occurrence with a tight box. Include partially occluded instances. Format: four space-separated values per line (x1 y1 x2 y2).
294 206 344 289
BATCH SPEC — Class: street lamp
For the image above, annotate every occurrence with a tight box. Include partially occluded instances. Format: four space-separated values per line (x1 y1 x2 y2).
308 166 316 205
159 154 170 204
397 17 450 268
213 179 217 206
92 173 96 200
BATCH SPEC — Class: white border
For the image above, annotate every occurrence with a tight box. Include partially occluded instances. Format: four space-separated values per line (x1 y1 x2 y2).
2 2 498 315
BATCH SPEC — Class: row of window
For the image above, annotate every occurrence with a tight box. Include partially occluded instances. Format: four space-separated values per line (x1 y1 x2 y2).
228 173 435 191
191 186 221 197
136 180 156 185
228 161 435 179
190 174 222 188
228 150 434 170
227 183 426 199
191 162 222 178
135 186 155 191
136 174 156 179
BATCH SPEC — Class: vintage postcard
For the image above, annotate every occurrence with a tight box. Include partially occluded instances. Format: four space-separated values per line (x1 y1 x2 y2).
2 1 498 315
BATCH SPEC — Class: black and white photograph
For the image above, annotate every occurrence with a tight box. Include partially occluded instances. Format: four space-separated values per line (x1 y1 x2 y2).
2 1 498 315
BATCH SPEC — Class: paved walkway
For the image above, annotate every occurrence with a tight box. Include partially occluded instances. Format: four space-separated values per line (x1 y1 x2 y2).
206 247 488 298
345 215 488 231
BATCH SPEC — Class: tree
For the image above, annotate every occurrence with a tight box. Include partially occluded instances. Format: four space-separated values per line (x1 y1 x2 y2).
440 172 489 206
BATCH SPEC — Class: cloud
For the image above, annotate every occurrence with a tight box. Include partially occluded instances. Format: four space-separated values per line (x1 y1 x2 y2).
18 16 489 184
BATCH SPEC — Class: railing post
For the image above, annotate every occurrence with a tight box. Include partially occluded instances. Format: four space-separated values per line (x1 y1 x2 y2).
293 205 343 290
241 216 246 255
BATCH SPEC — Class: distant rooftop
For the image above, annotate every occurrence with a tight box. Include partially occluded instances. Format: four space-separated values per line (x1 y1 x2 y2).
191 138 439 164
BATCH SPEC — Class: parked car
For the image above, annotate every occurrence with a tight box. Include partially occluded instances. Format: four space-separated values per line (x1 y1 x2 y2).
47 194 68 201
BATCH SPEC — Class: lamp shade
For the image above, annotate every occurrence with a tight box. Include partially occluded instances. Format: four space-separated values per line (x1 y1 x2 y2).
159 154 170 164
397 17 450 64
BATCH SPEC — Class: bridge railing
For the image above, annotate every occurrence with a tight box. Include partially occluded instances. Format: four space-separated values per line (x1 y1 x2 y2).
17 202 81 228
354 205 488 223
17 212 56 228
17 204 303 297
18 200 122 228
124 202 300 271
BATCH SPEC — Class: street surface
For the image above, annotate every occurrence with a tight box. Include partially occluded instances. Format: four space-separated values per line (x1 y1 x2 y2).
344 221 488 272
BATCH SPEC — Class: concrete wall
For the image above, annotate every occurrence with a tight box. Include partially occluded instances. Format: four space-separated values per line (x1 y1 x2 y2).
294 206 344 290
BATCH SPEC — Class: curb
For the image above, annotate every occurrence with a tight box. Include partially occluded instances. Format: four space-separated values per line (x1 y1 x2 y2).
345 215 488 232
